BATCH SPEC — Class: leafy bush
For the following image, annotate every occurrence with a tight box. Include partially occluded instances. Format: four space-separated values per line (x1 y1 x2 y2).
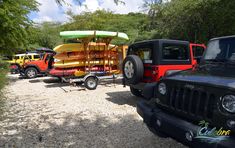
0 60 9 91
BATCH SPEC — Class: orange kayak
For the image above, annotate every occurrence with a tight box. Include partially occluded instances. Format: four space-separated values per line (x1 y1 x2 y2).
54 51 119 61
54 52 86 60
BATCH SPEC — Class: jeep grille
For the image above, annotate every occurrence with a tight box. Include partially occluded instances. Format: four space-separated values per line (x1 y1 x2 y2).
165 84 216 120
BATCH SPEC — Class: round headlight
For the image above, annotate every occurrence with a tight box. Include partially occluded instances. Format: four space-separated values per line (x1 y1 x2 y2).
158 83 166 95
222 95 235 113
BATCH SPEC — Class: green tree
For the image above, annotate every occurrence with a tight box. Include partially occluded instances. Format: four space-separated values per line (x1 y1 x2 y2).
152 0 235 43
28 22 63 49
0 0 38 54
142 0 164 30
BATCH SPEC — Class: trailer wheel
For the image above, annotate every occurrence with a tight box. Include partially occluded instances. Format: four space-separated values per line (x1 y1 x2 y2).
84 77 98 90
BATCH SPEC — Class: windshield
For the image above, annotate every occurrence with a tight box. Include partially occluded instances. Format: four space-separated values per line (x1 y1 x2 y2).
39 53 45 60
204 38 235 62
128 43 153 64
14 56 20 60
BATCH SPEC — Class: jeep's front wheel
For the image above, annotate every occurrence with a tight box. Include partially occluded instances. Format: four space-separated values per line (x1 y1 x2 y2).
123 55 144 84
25 67 38 79
130 87 142 97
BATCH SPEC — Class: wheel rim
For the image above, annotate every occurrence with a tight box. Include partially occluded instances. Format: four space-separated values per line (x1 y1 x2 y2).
87 79 96 88
124 61 134 79
27 70 36 78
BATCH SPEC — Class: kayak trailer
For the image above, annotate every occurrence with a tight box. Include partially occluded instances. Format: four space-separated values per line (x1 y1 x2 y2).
50 30 129 90
60 73 123 90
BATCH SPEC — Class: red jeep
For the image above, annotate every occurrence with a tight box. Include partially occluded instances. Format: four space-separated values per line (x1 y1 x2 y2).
122 39 206 99
21 52 55 78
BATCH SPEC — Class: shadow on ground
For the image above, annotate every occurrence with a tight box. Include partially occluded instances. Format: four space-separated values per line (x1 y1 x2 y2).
28 77 61 84
44 83 72 88
105 91 141 107
0 113 185 148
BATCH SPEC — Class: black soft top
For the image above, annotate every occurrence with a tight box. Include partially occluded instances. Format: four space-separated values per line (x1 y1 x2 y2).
130 39 189 47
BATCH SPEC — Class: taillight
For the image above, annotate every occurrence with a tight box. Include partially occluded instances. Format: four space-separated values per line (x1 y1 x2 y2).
152 66 158 74
152 66 158 79
10 65 17 69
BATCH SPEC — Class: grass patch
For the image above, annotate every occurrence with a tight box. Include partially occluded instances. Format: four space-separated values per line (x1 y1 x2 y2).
0 60 9 118
0 60 9 91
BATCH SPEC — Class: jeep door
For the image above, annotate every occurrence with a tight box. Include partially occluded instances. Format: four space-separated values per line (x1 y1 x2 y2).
158 41 193 79
190 44 206 63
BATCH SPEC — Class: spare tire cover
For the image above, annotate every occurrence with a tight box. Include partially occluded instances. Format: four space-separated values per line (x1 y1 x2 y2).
122 55 144 84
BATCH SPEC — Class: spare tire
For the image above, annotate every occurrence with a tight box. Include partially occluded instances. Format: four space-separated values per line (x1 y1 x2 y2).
123 55 144 84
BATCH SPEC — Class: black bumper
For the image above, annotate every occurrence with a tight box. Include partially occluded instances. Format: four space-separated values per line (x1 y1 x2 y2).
123 79 157 99
137 101 235 148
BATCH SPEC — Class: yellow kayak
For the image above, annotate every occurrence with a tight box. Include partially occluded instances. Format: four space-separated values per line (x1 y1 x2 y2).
74 70 86 77
54 60 119 68
53 43 84 53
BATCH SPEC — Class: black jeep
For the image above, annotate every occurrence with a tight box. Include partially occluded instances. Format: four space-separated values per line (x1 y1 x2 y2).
137 36 235 148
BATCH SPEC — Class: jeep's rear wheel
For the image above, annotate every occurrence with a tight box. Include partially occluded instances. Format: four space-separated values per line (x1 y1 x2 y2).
123 55 144 84
25 67 38 79
130 87 142 97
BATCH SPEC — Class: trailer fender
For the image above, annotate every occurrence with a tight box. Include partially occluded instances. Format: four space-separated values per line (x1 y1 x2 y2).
83 74 98 82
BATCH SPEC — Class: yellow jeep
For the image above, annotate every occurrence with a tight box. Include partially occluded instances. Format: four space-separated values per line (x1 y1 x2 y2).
7 53 41 73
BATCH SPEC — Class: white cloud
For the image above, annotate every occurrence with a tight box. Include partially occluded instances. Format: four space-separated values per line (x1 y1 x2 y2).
99 0 144 14
33 16 53 23
33 0 145 23
33 0 68 23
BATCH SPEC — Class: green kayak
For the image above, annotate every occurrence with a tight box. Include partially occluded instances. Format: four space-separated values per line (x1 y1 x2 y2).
60 30 129 40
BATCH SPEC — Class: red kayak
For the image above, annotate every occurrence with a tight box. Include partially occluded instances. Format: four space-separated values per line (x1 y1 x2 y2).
49 68 77 77
49 66 118 77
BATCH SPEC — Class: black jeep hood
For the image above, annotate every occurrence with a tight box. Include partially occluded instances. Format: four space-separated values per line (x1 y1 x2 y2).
166 64 235 89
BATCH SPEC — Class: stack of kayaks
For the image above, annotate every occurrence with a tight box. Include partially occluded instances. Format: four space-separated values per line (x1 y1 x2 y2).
50 42 120 77
49 30 129 77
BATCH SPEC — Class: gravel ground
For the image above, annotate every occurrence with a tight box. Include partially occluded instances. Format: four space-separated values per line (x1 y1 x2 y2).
0 74 187 148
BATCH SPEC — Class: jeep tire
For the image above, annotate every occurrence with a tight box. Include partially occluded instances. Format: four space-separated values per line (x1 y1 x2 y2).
25 67 38 79
130 87 142 97
123 55 144 84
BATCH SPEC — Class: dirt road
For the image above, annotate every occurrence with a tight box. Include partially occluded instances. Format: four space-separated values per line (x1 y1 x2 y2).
0 74 186 148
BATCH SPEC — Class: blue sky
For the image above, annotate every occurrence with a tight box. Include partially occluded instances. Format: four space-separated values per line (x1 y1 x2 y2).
30 0 145 23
